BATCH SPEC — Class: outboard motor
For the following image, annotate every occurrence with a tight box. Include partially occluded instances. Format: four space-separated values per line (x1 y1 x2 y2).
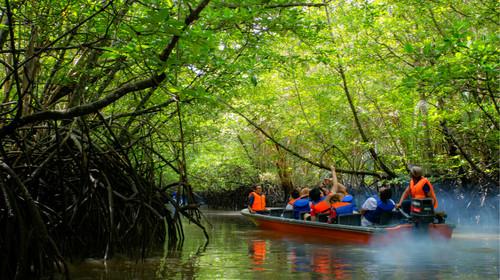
410 198 434 232
398 198 447 233
410 198 435 223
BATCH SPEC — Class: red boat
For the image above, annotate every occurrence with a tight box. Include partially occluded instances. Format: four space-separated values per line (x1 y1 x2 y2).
241 203 454 244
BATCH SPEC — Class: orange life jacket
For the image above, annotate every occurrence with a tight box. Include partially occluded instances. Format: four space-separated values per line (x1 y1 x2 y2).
250 192 266 211
288 198 298 206
409 177 438 208
311 200 331 214
331 201 351 209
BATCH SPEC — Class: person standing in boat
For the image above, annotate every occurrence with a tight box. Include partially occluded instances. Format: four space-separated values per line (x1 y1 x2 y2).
360 186 395 226
248 185 268 214
396 165 438 212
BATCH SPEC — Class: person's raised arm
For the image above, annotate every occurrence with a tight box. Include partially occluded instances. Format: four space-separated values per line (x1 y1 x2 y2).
331 165 339 194
331 165 348 195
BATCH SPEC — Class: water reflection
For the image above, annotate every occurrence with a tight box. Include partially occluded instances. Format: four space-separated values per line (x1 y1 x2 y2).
310 249 349 279
286 245 352 279
288 244 308 273
157 242 208 279
63 211 499 280
248 240 267 271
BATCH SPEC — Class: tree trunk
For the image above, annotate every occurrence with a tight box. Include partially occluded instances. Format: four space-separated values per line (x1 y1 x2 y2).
275 144 294 201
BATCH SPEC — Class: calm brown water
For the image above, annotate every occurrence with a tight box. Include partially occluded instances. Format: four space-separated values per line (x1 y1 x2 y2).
63 210 499 280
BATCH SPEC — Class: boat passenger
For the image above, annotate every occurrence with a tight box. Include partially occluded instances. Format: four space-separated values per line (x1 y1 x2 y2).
292 188 310 219
308 187 336 223
331 194 354 216
360 186 395 226
340 193 358 213
285 189 300 210
320 186 330 197
396 166 438 212
248 185 268 214
330 165 358 214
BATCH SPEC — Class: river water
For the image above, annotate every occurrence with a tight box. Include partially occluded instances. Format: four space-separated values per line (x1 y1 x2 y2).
65 210 499 280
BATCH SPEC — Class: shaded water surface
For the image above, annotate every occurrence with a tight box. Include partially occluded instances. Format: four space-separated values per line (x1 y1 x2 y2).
65 210 499 279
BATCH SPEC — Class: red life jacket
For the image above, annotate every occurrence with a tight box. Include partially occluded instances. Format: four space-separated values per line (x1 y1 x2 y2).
409 177 438 208
250 192 266 211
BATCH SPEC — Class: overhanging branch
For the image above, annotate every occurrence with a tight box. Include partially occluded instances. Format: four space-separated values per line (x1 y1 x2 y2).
0 0 212 138
217 97 382 178
221 2 329 9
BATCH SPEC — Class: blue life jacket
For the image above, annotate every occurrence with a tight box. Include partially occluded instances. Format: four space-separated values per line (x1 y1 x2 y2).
342 194 353 203
339 194 358 213
335 203 354 215
363 196 395 224
293 198 310 219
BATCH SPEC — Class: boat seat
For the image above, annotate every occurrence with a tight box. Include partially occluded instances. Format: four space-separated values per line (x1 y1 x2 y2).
337 213 361 226
267 208 282 216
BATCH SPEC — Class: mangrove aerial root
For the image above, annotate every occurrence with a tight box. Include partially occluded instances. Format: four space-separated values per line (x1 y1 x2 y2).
0 123 204 279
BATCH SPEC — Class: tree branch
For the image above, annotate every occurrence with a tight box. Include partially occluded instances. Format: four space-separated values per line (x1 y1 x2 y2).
0 1 113 89
159 0 211 61
0 74 165 137
0 0 213 137
221 2 328 9
217 96 382 178
440 121 497 185
5 0 23 121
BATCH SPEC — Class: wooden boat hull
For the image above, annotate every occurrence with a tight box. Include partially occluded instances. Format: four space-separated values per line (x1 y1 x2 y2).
241 208 454 244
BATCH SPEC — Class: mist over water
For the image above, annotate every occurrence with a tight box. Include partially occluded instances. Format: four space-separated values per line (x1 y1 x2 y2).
368 181 499 227
367 231 499 279
370 233 454 265
351 181 500 279
435 188 499 227
366 221 499 279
